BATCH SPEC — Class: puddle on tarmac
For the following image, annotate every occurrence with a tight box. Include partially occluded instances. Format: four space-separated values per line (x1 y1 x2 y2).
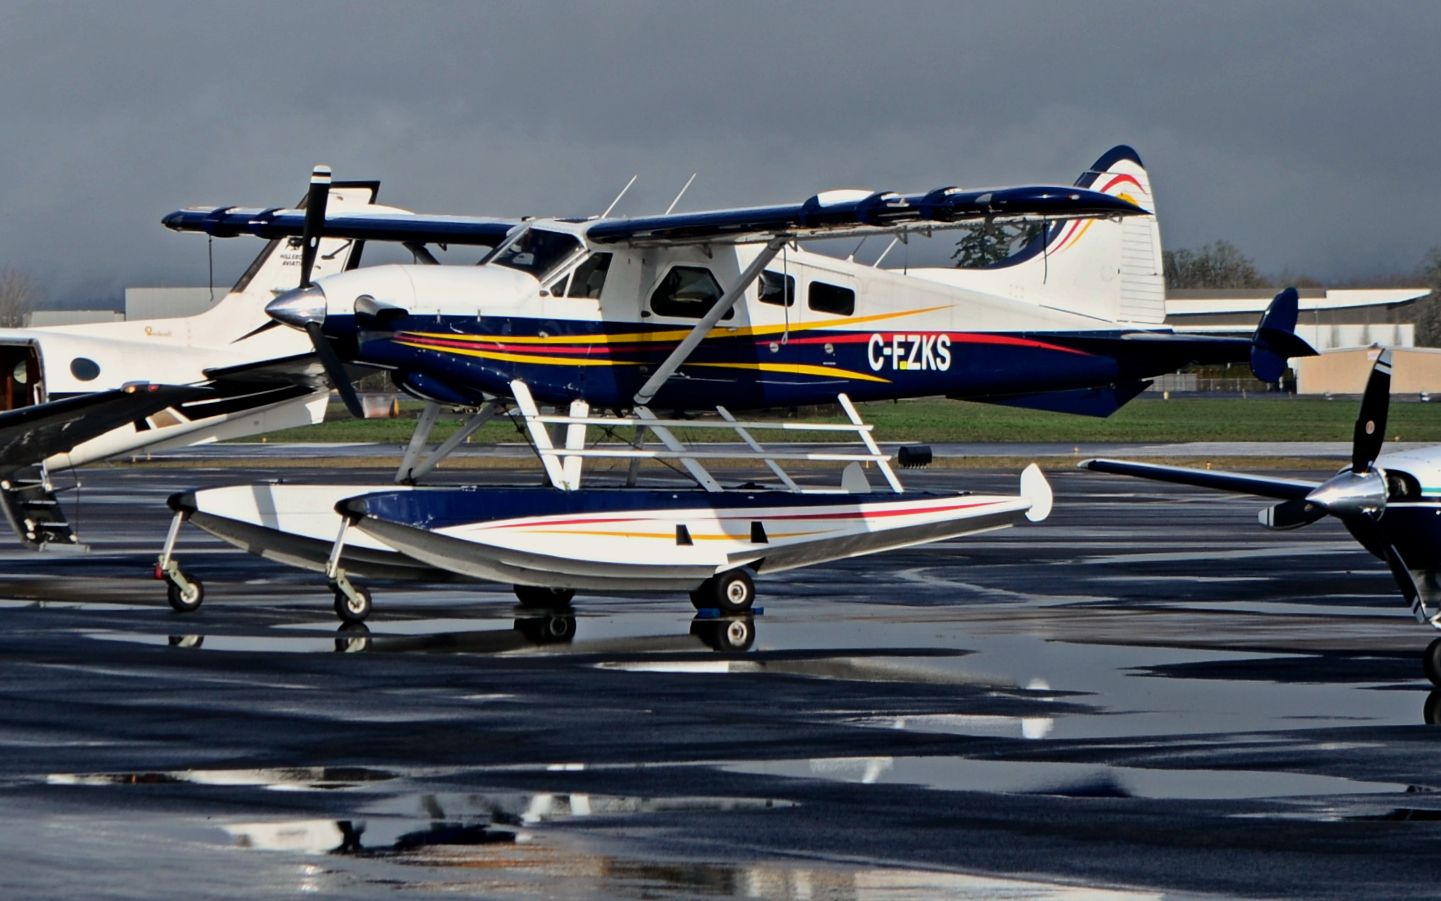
83 610 760 656
724 755 1411 800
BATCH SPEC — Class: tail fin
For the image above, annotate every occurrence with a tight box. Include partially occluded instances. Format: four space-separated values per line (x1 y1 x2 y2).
933 145 1166 325
228 180 382 300
186 180 388 344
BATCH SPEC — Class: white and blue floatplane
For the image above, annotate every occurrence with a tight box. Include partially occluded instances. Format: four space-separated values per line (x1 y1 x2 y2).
157 383 1051 624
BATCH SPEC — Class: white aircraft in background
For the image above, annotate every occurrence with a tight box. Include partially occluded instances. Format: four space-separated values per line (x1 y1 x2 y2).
1084 348 1441 686
0 169 391 549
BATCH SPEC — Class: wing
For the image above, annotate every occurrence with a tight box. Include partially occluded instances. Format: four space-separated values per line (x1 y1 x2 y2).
1080 458 1320 501
164 184 1145 249
586 184 1145 246
0 385 208 471
163 207 518 248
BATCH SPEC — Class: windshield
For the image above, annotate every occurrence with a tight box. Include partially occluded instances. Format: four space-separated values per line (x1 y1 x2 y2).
485 228 583 279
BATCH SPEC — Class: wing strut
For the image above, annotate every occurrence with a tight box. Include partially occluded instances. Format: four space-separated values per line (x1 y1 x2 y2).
632 236 786 407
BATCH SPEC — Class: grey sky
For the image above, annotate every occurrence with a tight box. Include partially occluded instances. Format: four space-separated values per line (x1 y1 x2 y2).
2 0 1437 304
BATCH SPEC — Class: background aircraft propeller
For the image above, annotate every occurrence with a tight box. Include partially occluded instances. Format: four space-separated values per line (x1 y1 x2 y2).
1260 348 1393 529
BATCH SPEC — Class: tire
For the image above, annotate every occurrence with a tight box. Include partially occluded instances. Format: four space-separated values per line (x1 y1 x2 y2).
1425 638 1441 687
513 585 576 608
691 569 756 613
333 585 373 625
166 574 204 613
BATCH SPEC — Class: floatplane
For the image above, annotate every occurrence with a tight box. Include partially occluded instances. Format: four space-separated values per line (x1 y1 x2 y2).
154 147 1313 624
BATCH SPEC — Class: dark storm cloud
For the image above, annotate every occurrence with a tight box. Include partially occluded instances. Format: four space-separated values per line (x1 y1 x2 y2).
2 0 1437 302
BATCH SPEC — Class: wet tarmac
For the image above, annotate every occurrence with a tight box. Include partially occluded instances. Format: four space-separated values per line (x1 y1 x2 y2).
4 456 1441 898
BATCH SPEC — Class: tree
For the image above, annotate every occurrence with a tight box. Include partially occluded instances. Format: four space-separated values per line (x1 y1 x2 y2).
1411 246 1441 346
1162 240 1267 289
0 267 40 327
951 221 1042 269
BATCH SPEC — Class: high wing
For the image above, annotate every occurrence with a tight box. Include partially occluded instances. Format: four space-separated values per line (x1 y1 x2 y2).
0 385 208 474
1080 458 1320 501
164 184 1144 249
584 184 1144 246
163 207 517 248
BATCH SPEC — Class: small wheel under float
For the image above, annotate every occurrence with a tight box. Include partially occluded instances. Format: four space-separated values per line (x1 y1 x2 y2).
165 572 205 613
332 583 373 625
690 568 756 614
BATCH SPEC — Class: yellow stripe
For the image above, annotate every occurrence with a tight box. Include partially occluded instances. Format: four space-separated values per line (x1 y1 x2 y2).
397 341 893 381
393 341 641 367
687 361 891 382
516 528 830 540
399 304 950 346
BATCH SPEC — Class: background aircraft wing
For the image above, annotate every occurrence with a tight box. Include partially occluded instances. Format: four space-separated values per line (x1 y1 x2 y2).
1081 458 1320 500
0 385 208 471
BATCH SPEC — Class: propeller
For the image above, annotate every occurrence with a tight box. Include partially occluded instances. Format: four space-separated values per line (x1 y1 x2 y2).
299 164 331 288
274 164 365 419
1260 348 1393 527
306 320 365 419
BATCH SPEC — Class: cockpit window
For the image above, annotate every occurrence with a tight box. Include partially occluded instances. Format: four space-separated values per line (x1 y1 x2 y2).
566 253 612 298
485 228 583 279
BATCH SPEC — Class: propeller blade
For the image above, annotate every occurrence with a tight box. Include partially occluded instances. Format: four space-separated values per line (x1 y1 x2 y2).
1258 498 1325 530
1352 347 1392 472
304 320 365 419
299 164 332 287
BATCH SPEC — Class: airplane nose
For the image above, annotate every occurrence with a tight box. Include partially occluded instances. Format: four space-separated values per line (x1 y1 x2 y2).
266 285 328 328
1304 468 1387 519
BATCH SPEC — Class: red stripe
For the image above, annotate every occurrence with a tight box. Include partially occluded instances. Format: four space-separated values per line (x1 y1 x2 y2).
1099 173 1143 196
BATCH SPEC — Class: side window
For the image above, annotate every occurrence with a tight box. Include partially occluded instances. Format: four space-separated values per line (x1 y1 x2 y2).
649 265 732 319
809 280 855 316
758 270 795 307
566 253 613 298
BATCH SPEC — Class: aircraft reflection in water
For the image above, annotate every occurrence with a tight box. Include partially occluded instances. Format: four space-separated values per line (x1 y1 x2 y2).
156 145 1313 625
165 610 758 655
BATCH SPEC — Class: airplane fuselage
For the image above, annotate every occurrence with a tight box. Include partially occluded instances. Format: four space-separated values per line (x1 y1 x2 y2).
307 234 1256 413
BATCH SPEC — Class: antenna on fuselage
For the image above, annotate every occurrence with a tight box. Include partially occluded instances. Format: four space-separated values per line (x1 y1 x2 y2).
664 173 697 215
599 175 638 218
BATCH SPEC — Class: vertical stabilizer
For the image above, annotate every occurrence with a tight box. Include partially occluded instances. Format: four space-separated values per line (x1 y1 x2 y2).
183 180 385 344
914 146 1166 325
229 180 381 300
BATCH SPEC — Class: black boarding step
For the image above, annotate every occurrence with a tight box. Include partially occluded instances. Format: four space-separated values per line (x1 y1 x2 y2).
0 465 87 551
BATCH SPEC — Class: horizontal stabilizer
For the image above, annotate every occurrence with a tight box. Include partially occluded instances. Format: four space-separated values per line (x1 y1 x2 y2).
964 380 1151 418
1080 458 1318 501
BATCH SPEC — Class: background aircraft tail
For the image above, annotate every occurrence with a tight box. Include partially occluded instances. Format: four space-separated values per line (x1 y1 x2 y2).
922 145 1166 325
190 180 384 343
